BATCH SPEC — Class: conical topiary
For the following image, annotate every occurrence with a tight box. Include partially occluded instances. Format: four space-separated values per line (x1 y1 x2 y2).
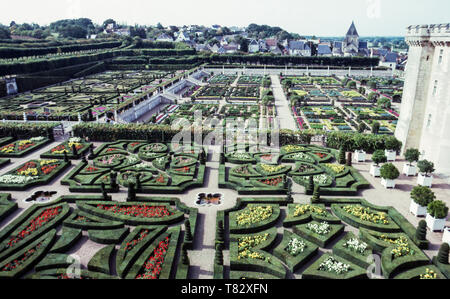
215 243 224 265
181 245 190 265
339 147 346 165
217 220 224 243
127 182 136 202
346 152 352 167
415 220 427 241
184 219 193 242
63 151 69 163
437 243 449 264
308 175 314 193
311 185 321 203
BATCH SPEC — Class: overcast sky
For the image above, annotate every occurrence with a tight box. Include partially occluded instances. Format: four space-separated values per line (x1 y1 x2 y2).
1 0 449 36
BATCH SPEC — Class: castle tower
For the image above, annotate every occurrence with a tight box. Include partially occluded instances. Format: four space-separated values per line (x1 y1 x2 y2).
395 24 450 175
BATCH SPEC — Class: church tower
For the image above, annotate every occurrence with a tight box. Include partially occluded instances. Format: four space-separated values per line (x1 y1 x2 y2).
343 21 360 56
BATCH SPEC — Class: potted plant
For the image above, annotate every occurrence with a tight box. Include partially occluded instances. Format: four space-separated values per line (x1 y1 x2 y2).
380 163 400 188
353 135 366 162
403 148 420 177
417 160 435 187
409 186 435 217
426 200 448 232
384 137 398 162
370 150 387 177
443 227 450 245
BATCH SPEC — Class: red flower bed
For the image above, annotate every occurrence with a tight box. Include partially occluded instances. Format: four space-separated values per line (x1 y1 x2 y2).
17 161 37 174
130 142 140 148
136 236 170 279
313 152 327 159
17 143 35 151
124 229 149 253
258 176 283 186
1 243 42 272
6 206 62 250
155 174 165 184
174 166 190 173
41 164 58 175
96 204 173 218
84 166 99 173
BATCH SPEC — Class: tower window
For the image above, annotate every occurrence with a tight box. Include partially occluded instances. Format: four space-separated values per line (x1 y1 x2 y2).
433 80 438 96
427 114 432 128
438 49 444 64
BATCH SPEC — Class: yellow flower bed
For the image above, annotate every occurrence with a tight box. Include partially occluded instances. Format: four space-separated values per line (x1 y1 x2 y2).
236 205 273 226
378 235 414 258
283 145 305 153
324 163 346 174
293 204 327 217
18 168 38 176
237 234 271 262
342 205 389 225
420 268 437 279
259 164 284 174
18 140 32 146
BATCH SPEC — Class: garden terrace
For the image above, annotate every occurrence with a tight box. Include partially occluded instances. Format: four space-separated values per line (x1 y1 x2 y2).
61 140 205 193
0 195 197 279
215 195 435 279
166 104 220 128
219 144 369 195
191 85 229 100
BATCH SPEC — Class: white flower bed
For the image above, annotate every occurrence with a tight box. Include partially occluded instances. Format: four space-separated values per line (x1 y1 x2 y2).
126 155 140 164
306 222 331 235
133 163 148 169
343 238 368 254
285 237 306 255
0 174 37 184
30 136 46 142
318 256 350 274
68 137 82 143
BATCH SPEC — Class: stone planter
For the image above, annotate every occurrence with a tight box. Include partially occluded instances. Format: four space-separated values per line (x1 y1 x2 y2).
354 150 366 162
426 214 446 232
409 199 427 217
403 164 417 177
381 178 396 189
417 173 433 187
370 164 380 177
385 150 396 162
443 227 450 245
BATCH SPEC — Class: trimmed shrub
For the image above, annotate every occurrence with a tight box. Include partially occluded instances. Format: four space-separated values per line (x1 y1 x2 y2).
410 186 435 207
427 201 448 219
437 243 449 264
415 220 427 241
380 163 400 180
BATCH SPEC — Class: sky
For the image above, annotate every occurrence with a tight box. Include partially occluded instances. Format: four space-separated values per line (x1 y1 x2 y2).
1 0 449 36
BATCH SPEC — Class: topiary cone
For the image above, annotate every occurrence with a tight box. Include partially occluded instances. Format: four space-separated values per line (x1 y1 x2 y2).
217 220 224 243
181 246 190 265
437 243 449 264
215 243 224 265
415 220 427 241
184 219 193 242
339 147 346 165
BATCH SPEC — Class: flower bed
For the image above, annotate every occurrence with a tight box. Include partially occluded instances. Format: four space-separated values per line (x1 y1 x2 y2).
293 221 344 248
229 204 280 233
0 159 70 190
302 253 367 279
0 137 50 157
41 137 91 159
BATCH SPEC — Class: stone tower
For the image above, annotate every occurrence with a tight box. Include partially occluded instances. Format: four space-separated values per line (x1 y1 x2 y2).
343 21 359 56
395 24 450 175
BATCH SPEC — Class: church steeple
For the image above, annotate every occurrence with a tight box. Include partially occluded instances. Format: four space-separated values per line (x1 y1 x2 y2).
346 21 359 37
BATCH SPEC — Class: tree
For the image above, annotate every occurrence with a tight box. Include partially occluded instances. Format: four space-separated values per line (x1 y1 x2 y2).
367 92 378 102
377 97 391 109
0 26 11 39
358 122 366 133
103 19 116 29
59 25 87 38
372 150 387 166
437 243 449 264
380 163 400 180
415 220 427 241
411 186 435 207
346 81 357 89
417 160 435 177
405 148 420 165
372 122 380 134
